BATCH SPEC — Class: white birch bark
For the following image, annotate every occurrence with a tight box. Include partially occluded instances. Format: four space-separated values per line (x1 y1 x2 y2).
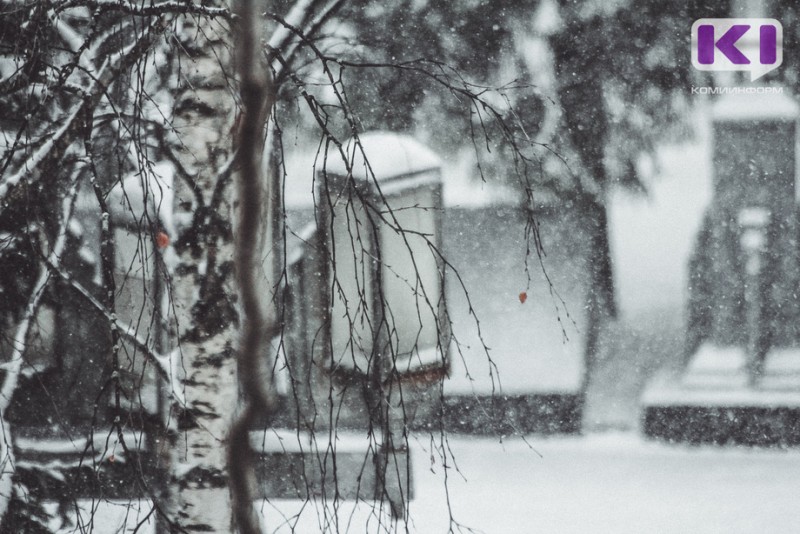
163 13 241 532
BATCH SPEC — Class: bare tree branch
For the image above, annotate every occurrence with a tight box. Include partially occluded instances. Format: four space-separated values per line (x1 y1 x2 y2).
0 177 79 521
0 21 164 206
51 0 232 19
47 270 186 406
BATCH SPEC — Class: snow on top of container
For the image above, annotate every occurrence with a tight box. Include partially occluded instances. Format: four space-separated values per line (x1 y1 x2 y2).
712 91 800 122
323 131 442 182
107 160 175 236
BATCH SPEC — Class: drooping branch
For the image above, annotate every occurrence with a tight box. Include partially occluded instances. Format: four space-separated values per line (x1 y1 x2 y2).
45 269 186 406
266 0 347 79
267 0 324 53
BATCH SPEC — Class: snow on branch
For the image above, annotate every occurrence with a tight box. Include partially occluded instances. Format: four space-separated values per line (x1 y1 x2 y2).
53 0 232 19
267 0 320 52
269 0 346 78
107 161 176 237
0 20 164 206
45 269 186 406
0 178 79 522
49 9 85 56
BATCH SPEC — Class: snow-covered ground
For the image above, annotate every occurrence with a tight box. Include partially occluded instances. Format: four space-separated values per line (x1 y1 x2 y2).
49 432 800 533
46 499 155 533
259 433 800 534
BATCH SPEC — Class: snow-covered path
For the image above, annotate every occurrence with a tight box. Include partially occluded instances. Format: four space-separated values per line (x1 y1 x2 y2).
262 432 800 534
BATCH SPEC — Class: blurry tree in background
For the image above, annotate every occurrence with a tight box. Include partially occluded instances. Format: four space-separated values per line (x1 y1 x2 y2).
549 0 692 388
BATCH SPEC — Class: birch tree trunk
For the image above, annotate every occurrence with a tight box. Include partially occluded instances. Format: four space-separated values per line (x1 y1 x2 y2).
164 13 241 532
